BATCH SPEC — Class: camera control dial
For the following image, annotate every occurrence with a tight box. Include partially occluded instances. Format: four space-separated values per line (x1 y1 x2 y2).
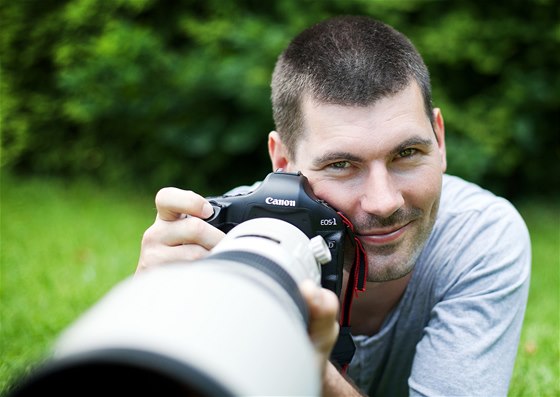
309 236 332 265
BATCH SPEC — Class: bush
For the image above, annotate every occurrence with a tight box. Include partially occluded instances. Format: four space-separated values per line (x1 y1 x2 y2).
2 0 558 196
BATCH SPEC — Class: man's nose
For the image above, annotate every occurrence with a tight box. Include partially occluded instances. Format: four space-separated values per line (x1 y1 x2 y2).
360 165 404 218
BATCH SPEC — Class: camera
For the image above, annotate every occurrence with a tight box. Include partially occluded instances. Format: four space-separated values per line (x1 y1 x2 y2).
206 171 346 296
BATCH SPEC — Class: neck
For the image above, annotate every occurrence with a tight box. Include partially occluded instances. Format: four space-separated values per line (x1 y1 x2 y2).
341 271 412 336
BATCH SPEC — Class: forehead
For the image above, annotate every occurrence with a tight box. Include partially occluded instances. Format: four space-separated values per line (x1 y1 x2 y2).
296 82 432 157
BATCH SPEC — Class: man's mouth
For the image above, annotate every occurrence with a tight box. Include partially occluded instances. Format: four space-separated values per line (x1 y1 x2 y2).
356 221 413 245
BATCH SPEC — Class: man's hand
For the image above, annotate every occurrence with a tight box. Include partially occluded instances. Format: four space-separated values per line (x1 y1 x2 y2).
299 280 340 373
138 187 363 395
299 280 366 397
136 187 226 273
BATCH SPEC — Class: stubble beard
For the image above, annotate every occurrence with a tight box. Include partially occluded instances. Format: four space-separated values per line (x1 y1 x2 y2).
344 200 440 282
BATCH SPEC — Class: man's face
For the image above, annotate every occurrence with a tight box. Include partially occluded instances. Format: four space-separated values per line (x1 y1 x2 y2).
270 82 447 282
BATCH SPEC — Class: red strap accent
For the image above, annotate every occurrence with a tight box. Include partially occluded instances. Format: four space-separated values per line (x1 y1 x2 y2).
337 212 368 328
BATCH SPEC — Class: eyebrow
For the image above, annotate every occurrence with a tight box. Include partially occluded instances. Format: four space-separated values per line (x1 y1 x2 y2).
390 136 434 157
311 135 434 167
312 152 363 168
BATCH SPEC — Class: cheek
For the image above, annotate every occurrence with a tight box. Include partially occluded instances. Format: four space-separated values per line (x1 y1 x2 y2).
402 170 442 211
309 180 359 213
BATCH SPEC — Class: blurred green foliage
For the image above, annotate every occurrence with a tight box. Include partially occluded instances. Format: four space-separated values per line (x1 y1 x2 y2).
1 0 559 196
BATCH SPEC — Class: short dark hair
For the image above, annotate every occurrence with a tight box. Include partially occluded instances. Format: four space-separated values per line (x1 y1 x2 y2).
271 15 433 159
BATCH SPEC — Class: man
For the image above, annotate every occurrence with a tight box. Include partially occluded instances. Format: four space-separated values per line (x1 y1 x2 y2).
137 16 530 396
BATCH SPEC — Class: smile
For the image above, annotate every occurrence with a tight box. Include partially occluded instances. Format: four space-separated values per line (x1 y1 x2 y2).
357 222 412 245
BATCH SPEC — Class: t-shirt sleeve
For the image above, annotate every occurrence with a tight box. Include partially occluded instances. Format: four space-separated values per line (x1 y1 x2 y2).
408 200 531 397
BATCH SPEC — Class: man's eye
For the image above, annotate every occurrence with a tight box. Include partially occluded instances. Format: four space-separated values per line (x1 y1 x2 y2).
397 148 417 158
328 161 351 169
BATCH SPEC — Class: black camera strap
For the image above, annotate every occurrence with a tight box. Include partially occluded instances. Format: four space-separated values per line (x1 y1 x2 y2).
332 212 368 373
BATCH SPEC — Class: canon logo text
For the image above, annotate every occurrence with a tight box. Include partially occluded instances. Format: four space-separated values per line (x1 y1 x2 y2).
265 197 296 207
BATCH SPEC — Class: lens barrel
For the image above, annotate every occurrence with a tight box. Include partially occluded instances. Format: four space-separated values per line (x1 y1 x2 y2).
9 218 329 396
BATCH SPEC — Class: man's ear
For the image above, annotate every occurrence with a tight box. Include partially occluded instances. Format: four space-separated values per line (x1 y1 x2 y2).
268 131 290 171
433 108 447 173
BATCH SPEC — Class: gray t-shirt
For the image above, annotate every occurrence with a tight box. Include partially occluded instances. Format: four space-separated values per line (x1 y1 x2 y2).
226 174 531 396
347 174 531 396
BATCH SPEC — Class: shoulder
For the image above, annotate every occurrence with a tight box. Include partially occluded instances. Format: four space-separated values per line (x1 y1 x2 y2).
437 174 529 242
408 175 531 395
440 174 517 216
419 175 531 294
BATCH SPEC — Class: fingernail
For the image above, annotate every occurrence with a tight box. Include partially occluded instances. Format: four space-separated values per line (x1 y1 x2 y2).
202 202 214 219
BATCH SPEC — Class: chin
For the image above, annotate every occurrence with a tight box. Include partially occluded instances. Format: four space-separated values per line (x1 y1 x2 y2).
365 251 418 282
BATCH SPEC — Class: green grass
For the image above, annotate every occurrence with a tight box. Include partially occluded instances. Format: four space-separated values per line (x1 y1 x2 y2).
509 198 560 397
1 174 559 395
1 174 154 392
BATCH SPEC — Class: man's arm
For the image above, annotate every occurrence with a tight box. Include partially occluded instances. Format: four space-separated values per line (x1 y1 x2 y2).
323 362 366 397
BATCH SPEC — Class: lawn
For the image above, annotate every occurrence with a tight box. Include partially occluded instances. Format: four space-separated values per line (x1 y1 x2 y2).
1 174 559 395
508 198 560 396
1 174 154 393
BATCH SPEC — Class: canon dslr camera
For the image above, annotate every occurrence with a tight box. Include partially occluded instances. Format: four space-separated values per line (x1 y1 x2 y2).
206 171 346 296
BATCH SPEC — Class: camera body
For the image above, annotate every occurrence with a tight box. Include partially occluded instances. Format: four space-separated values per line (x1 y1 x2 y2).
206 171 346 296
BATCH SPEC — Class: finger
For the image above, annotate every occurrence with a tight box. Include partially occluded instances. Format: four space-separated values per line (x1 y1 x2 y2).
299 280 340 356
155 187 214 221
300 280 339 323
150 216 225 249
